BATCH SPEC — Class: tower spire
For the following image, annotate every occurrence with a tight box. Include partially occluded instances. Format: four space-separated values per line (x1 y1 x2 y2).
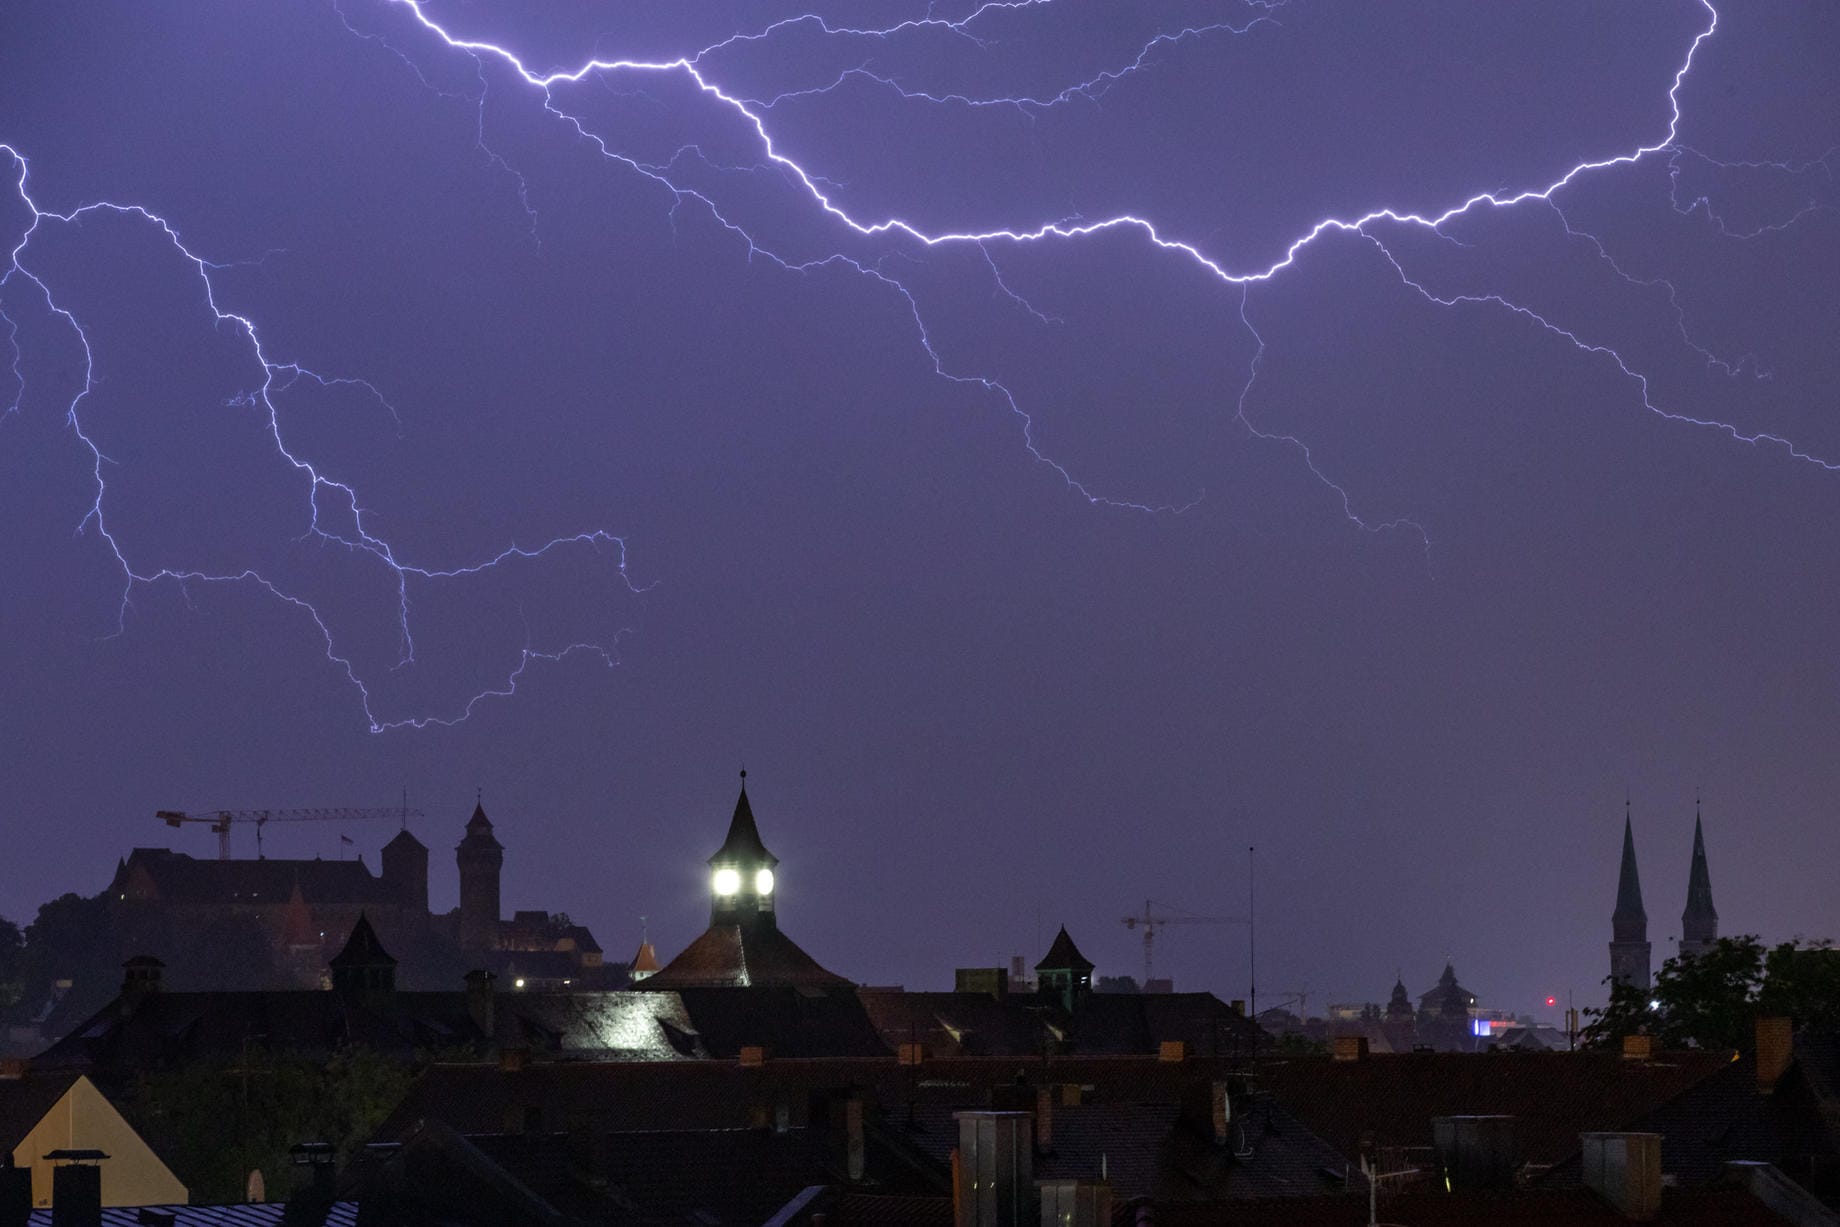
1680 798 1718 960
1609 803 1652 991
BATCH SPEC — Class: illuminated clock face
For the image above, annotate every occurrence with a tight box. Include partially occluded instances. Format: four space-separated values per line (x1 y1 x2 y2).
713 867 741 896
754 867 775 896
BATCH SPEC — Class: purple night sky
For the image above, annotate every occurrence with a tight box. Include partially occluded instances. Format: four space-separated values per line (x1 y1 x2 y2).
2 0 1837 1019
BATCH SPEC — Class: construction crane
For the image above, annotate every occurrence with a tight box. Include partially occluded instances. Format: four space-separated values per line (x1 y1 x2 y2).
155 807 423 860
1121 899 1247 988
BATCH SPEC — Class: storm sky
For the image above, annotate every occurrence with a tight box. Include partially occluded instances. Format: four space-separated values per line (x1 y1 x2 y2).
2 0 1837 1016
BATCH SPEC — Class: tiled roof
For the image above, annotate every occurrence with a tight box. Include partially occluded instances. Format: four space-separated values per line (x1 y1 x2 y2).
857 990 1261 1058
1121 1186 1798 1225
1256 1049 1735 1168
643 921 851 991
23 1205 358 1226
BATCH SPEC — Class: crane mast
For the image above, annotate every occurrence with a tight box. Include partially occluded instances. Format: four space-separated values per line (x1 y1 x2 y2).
1121 899 1247 988
156 806 424 860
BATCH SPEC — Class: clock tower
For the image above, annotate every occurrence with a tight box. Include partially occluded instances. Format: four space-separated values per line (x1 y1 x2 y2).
708 770 780 928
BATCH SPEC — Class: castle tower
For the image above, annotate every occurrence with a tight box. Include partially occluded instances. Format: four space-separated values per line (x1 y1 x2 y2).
1610 804 1652 992
381 827 429 915
1679 803 1718 962
456 799 504 951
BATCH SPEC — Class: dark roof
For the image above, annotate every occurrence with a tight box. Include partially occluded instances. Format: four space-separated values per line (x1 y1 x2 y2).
1545 1041 1837 1188
710 785 777 867
29 989 486 1077
0 1070 81 1150
111 848 395 907
458 803 503 853
1036 927 1094 974
382 828 426 854
857 990 1262 1059
1614 811 1647 929
1257 1049 1735 1169
642 921 849 991
1120 1186 1800 1226
328 912 397 968
376 1053 1259 1142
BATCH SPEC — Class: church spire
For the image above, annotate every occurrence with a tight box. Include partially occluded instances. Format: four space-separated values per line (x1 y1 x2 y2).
1680 797 1718 960
1609 801 1652 991
1612 805 1647 938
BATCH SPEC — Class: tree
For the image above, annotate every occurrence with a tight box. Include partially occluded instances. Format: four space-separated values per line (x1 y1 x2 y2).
0 916 23 1012
1582 936 1840 1051
17 892 120 1022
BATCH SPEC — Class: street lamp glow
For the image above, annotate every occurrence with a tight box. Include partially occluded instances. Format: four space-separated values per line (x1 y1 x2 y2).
713 867 741 896
754 867 775 895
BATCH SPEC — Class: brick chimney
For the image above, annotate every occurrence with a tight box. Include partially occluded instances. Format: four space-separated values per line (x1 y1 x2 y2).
1755 1017 1793 1094
1034 1086 1054 1154
0 1153 30 1227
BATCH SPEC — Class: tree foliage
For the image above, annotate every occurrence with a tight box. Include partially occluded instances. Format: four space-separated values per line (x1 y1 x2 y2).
1582 935 1840 1050
125 1046 418 1205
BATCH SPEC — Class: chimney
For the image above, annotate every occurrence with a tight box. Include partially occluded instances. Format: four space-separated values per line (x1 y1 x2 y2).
1332 1035 1368 1062
845 1098 865 1182
1036 1179 1111 1227
739 1045 768 1068
1034 1086 1053 1154
0 1154 30 1227
44 1152 106 1227
1430 1116 1517 1192
1580 1132 1662 1221
0 1059 24 1081
954 1111 1034 1227
1755 1017 1793 1093
1210 1082 1230 1147
898 1042 927 1066
464 969 497 1037
1228 999 1246 1016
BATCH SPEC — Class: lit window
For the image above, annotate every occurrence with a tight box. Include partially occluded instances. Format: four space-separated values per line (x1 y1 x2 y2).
713 867 741 896
754 868 775 896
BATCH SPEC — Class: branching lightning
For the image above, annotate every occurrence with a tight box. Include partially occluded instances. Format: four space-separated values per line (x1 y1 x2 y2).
4 0 1834 730
1 146 637 732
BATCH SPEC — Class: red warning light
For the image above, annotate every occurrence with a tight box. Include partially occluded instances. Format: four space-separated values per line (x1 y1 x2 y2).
1545 996 1557 1007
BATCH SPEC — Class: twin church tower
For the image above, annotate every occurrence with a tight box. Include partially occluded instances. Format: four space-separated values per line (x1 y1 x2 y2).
1609 798 1720 992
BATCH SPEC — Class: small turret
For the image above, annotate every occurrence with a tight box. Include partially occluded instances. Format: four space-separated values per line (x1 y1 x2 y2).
1035 926 1095 1013
329 912 397 998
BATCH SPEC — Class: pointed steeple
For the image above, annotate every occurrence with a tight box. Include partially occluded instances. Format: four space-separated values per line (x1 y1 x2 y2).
1609 801 1652 991
1680 799 1719 959
709 773 777 869
1612 808 1646 940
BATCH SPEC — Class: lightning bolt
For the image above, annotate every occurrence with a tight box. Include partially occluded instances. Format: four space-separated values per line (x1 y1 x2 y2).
4 0 1833 730
1 145 639 732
